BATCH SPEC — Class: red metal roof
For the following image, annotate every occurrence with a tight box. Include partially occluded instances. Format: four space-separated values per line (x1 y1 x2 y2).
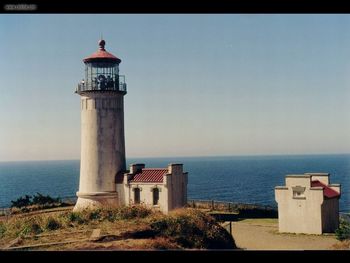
83 39 121 63
130 168 168 183
311 180 340 199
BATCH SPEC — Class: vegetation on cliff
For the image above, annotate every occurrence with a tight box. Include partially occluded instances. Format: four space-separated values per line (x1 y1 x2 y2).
10 193 70 214
0 206 236 250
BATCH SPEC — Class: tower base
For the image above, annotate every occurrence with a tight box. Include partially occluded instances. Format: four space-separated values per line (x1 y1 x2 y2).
73 191 119 211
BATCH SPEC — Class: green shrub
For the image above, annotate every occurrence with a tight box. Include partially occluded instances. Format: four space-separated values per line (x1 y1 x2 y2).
20 207 30 213
0 222 6 238
117 205 151 220
30 222 42 235
32 193 61 205
45 217 61 231
103 209 117 222
10 193 65 214
67 212 86 224
11 195 32 208
88 209 102 221
97 206 152 222
16 218 43 236
336 219 350 241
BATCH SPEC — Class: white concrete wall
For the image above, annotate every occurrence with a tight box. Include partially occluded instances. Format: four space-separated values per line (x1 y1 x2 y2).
116 183 125 205
75 92 126 210
285 175 311 189
127 183 168 213
275 176 324 234
275 174 340 234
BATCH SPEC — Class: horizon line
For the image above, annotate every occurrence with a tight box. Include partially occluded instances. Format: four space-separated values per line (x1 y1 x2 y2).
1 152 350 163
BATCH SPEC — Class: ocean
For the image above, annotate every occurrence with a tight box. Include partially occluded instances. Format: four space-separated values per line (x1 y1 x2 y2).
0 154 349 212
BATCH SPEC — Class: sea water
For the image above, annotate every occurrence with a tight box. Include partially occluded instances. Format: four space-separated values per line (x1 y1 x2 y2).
0 154 349 212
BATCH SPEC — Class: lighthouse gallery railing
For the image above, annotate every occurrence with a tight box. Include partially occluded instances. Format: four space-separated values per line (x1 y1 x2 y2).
76 75 127 93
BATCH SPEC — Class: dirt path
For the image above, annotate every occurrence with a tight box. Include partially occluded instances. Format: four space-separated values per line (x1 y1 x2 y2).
230 219 341 250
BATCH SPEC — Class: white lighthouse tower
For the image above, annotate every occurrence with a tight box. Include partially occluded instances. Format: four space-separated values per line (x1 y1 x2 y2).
74 39 127 211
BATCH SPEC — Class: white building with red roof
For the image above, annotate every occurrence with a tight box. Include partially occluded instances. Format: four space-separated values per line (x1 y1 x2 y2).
116 163 188 213
275 173 341 234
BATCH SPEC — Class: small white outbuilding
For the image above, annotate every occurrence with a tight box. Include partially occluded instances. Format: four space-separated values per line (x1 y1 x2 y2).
275 173 341 234
116 163 188 214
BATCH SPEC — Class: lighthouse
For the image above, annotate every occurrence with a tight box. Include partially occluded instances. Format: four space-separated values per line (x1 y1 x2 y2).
74 39 127 211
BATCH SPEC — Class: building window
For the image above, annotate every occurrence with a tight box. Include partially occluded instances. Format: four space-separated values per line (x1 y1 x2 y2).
153 188 159 206
134 188 140 204
292 186 306 199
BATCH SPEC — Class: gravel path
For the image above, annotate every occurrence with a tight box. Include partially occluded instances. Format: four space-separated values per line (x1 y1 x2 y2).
230 219 340 250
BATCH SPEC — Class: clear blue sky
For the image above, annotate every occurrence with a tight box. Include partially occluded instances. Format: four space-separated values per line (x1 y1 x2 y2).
1 14 350 161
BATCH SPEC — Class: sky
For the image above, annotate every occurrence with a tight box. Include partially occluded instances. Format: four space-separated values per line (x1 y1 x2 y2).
1 14 350 161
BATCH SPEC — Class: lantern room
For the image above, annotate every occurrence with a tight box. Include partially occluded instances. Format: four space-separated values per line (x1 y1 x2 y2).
76 39 127 94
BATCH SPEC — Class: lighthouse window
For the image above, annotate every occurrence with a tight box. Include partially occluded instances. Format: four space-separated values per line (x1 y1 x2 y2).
153 188 159 206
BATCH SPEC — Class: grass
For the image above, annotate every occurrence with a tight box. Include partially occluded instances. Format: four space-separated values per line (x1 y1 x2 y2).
332 240 350 250
0 206 236 250
10 203 73 215
237 218 278 225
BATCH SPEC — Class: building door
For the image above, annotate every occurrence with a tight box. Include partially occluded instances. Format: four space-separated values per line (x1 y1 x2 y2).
153 188 159 205
134 188 140 204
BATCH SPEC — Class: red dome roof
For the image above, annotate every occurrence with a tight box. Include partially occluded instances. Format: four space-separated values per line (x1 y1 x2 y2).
83 39 121 64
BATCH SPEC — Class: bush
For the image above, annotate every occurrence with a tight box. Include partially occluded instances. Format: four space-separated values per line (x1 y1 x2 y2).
97 206 152 222
150 208 236 249
16 218 43 236
336 220 350 241
67 212 86 224
32 193 61 205
11 195 32 208
88 209 102 221
10 193 63 210
103 209 118 222
117 205 151 220
45 217 61 231
30 223 42 235
0 222 6 238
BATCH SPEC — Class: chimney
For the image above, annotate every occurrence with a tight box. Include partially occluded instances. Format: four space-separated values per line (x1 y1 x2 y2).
168 163 183 174
130 163 145 174
305 173 330 185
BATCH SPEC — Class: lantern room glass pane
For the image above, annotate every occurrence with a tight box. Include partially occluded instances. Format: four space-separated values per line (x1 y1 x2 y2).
85 62 119 91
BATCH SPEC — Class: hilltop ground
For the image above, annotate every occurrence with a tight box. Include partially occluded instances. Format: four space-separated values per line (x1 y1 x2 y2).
1 205 348 250
230 218 343 250
0 206 235 250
